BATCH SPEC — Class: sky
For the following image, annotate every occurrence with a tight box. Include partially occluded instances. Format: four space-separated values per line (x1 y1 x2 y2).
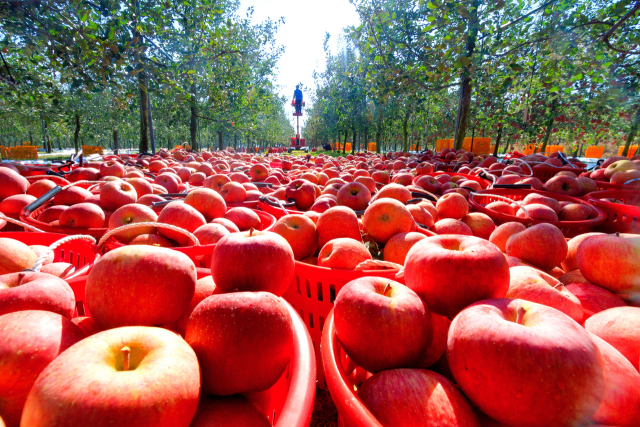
237 0 360 129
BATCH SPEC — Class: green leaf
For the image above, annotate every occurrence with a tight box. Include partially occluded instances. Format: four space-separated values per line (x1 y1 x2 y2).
460 56 470 67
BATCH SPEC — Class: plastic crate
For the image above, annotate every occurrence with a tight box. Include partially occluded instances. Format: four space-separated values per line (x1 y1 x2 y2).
0 232 98 280
20 200 108 239
584 190 640 234
65 276 316 427
413 172 491 190
258 197 303 219
469 189 605 238
321 309 382 427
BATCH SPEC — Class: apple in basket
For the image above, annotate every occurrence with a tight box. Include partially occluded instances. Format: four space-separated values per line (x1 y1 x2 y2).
0 168 28 201
0 238 37 275
272 214 319 261
586 306 640 371
0 310 84 427
20 326 200 427
334 277 432 373
0 271 76 318
108 204 158 243
185 292 293 396
448 299 605 427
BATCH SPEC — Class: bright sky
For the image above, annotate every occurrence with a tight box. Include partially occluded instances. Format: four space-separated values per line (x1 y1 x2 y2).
238 0 360 129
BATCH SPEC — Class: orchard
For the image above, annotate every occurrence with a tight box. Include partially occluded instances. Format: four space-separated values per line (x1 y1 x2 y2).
0 146 638 427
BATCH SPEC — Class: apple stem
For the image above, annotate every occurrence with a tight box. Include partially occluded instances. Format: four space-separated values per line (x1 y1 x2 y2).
516 307 526 325
17 272 26 287
121 346 131 371
616 232 620 237
249 228 254 237
383 283 391 297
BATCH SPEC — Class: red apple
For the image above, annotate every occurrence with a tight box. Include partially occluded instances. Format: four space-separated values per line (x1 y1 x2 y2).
404 235 509 317
0 310 84 427
485 201 515 216
461 212 495 239
334 277 432 373
26 179 56 199
416 313 451 368
99 160 125 177
374 183 412 203
585 306 640 370
0 238 36 274
359 369 481 427
157 201 206 245
185 292 293 395
522 193 560 212
210 230 294 296
316 206 362 247
184 188 226 222
436 192 468 220
383 232 427 265
489 222 526 252
86 246 196 329
337 182 371 211
285 179 316 210
407 204 434 228
433 218 473 235
108 204 158 243
516 203 559 221
363 198 414 244
36 205 67 223
193 223 230 245
58 203 105 228
0 169 28 201
39 262 76 279
318 238 372 270
21 326 200 427
219 182 246 203
0 271 75 318
272 214 319 260
565 282 626 322
129 233 173 247
505 223 568 271
544 175 582 197
223 207 260 231
448 298 605 427
211 217 240 233
125 177 153 198
558 203 594 221
561 232 604 272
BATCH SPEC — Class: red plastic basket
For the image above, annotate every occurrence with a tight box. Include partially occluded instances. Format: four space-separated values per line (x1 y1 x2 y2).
531 165 587 183
0 232 98 280
584 190 640 234
321 309 382 427
469 189 605 238
258 199 303 219
282 260 404 389
413 171 491 190
101 209 276 264
66 275 316 427
20 200 108 239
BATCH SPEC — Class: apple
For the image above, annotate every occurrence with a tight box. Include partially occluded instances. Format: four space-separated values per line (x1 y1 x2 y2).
576 177 599 195
604 160 637 180
374 183 412 203
585 306 640 371
337 182 371 211
317 238 372 270
461 212 495 239
0 168 28 201
21 326 200 427
285 179 316 210
565 283 626 322
193 223 230 245
358 369 481 427
0 310 84 427
204 174 230 192
311 197 337 213
611 169 640 187
272 214 318 260
99 160 125 177
416 313 451 368
383 232 427 265
219 182 246 203
495 174 521 185
197 163 214 177
433 218 473 235
210 230 294 296
522 193 560 212
0 271 75 318
544 175 582 197
39 262 76 279
505 223 568 271
516 203 559 221
184 188 226 222
485 201 515 216
363 199 414 244
189 395 271 427
406 204 434 228
489 222 526 252
249 164 269 181
154 173 180 193
559 269 589 285
86 245 196 329
506 266 583 323
129 233 173 247
436 192 468 220
125 177 154 198
157 201 206 245
415 175 441 194
602 156 628 168
404 235 509 317
588 333 640 427
371 170 390 185
188 172 206 186
185 292 293 395
27 246 53 266
223 207 260 231
211 217 240 233
51 186 92 205
354 176 376 193
108 204 158 243
334 277 432 373
26 179 56 198
516 177 544 191
448 298 605 427
36 205 68 223
577 233 640 295
0 238 37 275
561 232 604 272
316 206 362 247
58 203 105 228
558 203 594 221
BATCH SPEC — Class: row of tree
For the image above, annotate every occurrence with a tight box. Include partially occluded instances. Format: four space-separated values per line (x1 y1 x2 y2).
304 0 640 157
0 0 294 154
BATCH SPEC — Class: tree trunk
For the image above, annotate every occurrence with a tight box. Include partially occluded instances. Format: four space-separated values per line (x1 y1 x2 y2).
493 123 503 157
113 129 119 153
29 130 33 147
343 129 348 154
234 133 238 150
73 113 80 154
352 127 356 154
540 109 557 154
454 0 479 150
218 129 223 151
190 82 197 151
148 94 156 154
41 120 49 153
363 126 369 152
622 106 640 157
139 72 149 154
402 115 409 152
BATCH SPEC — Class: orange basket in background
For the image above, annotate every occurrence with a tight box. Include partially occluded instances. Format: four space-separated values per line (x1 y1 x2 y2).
585 145 605 159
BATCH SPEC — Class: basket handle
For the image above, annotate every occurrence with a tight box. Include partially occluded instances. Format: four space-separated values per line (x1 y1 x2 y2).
0 212 44 232
31 234 96 273
469 192 530 218
493 184 532 189
22 186 63 216
97 222 200 249
258 195 295 214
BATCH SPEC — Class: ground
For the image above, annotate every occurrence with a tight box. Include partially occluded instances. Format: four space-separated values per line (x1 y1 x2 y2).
310 387 338 427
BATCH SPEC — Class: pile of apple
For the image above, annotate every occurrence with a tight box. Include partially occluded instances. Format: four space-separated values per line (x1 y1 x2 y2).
582 155 640 188
0 235 79 279
0 223 300 426
331 219 640 426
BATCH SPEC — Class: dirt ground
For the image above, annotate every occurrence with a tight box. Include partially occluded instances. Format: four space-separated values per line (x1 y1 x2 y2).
310 387 338 427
